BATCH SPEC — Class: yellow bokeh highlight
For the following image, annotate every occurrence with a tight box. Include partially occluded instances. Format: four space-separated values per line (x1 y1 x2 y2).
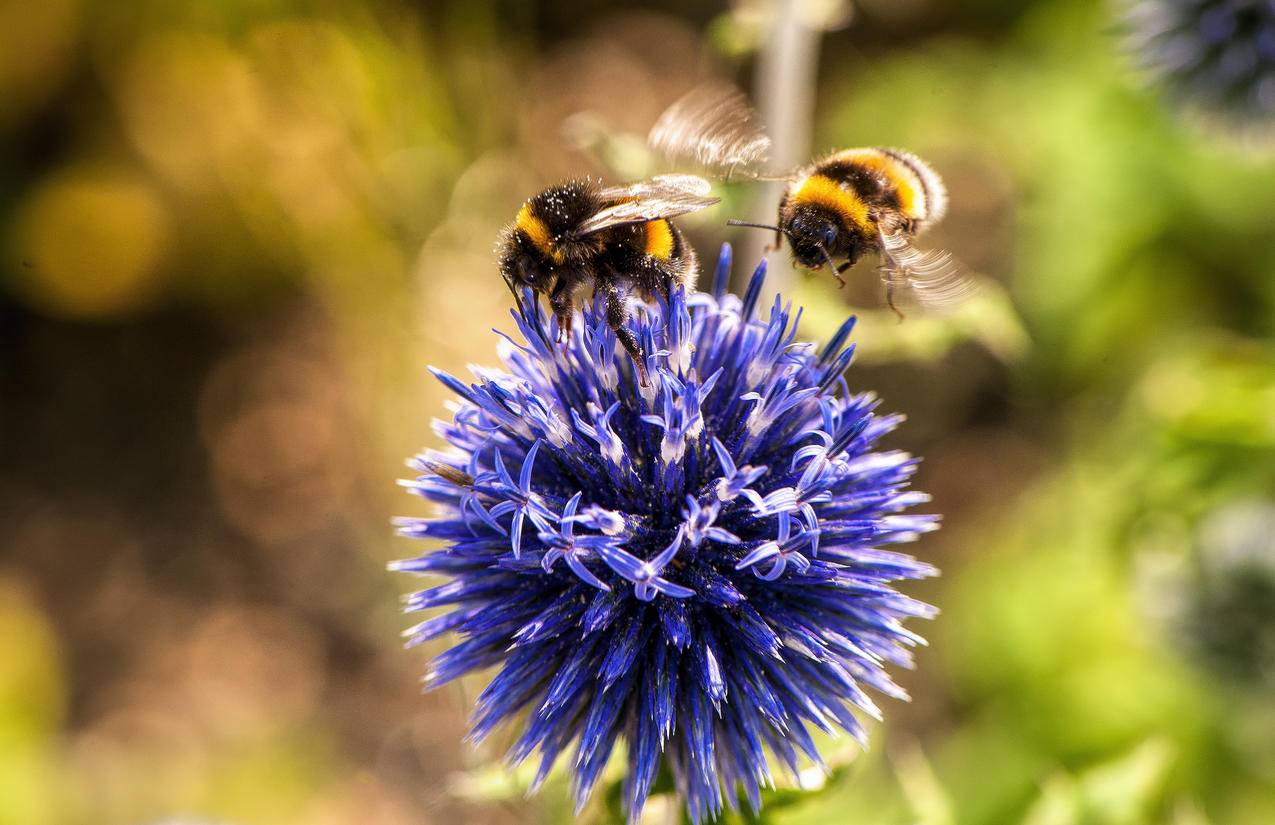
9 168 172 319
113 31 260 188
0 0 79 124
0 579 66 825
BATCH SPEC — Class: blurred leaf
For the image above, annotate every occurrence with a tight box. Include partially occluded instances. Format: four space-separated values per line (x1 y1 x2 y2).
445 760 540 803
202 732 337 825
1019 739 1176 825
892 743 955 825
794 275 1029 366
1136 339 1275 449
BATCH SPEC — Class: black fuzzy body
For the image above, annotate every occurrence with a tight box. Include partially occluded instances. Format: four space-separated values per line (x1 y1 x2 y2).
498 179 699 384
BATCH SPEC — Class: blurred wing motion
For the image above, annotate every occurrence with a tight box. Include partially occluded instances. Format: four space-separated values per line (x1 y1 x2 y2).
878 230 977 315
576 176 719 236
648 84 771 175
602 173 715 199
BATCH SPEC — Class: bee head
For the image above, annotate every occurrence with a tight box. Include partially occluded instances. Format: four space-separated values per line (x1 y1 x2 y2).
500 208 563 296
500 245 555 294
786 208 859 271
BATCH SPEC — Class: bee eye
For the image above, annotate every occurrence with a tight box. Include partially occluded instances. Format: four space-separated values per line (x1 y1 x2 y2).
820 226 837 249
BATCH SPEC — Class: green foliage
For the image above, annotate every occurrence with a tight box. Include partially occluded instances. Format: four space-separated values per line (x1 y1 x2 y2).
1018 740 1176 825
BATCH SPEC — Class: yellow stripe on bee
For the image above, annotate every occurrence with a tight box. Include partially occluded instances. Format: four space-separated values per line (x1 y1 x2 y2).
644 219 675 260
516 203 563 263
830 148 926 220
790 174 872 233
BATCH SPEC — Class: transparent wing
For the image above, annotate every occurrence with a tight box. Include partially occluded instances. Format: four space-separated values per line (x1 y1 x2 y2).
576 177 719 236
648 84 772 176
878 230 977 315
597 173 714 200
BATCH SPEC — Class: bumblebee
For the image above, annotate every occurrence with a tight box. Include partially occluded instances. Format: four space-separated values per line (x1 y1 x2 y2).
498 175 717 385
650 86 973 315
772 147 967 312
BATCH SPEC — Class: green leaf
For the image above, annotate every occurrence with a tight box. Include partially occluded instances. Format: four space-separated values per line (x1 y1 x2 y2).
1019 739 1176 825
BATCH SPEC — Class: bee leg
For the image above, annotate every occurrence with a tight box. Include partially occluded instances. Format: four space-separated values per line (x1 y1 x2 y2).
604 284 648 387
559 312 573 346
885 281 906 322
875 234 908 322
834 261 851 289
549 280 573 347
660 274 673 301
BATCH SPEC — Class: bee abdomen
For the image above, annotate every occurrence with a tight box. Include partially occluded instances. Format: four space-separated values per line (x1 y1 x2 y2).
818 148 947 230
877 147 947 227
644 219 676 260
668 222 698 292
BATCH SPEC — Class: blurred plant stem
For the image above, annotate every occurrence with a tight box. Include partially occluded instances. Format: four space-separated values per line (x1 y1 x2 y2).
747 0 822 292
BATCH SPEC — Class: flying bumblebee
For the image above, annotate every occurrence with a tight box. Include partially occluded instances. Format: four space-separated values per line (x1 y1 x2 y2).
498 174 718 386
649 85 974 316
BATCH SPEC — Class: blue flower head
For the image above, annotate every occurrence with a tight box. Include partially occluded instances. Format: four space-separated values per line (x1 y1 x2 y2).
1123 0 1275 126
393 245 939 822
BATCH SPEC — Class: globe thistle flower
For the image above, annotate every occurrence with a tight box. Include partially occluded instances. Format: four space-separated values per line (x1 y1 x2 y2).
392 245 939 822
1122 0 1275 127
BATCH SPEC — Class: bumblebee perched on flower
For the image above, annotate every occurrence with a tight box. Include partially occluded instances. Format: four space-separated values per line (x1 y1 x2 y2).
650 86 974 315
498 175 717 386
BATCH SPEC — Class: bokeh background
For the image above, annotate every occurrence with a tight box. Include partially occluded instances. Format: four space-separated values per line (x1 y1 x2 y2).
3 0 1275 823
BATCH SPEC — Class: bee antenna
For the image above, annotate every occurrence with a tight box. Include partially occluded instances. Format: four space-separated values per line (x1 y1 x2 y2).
727 219 785 234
